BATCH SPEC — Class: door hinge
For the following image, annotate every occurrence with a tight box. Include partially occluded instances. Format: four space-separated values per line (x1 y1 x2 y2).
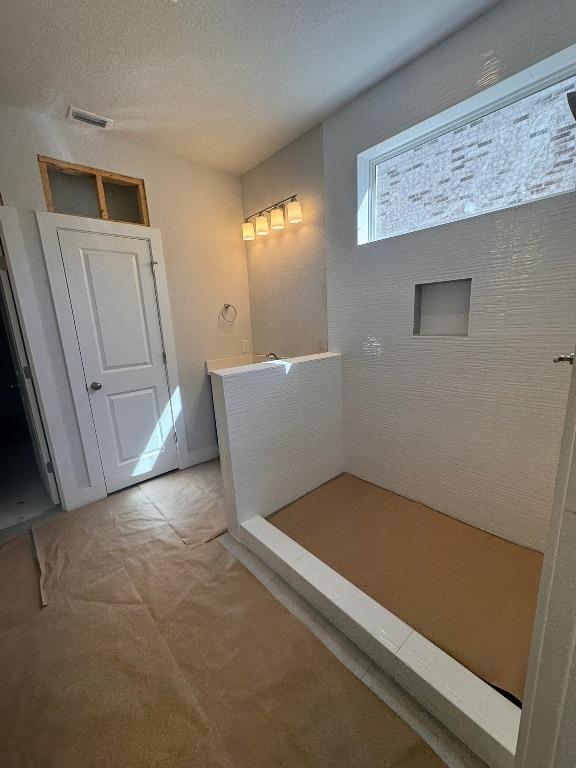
23 365 32 380
162 351 167 364
0 253 7 271
46 460 54 474
173 430 178 443
553 353 575 365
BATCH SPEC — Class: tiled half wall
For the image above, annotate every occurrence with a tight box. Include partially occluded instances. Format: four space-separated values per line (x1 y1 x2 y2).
210 353 344 538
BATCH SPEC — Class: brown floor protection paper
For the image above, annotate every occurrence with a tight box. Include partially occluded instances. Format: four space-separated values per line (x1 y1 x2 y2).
271 473 544 703
139 460 228 548
1 479 446 767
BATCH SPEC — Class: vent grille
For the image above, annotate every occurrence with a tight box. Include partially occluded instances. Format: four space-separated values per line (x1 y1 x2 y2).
67 106 113 129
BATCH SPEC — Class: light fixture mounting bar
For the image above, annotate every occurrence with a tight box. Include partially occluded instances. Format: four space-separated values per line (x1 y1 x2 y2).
244 194 298 222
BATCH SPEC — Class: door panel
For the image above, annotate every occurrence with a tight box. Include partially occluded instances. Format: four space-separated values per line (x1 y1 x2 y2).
108 388 163 462
82 248 152 370
58 230 178 492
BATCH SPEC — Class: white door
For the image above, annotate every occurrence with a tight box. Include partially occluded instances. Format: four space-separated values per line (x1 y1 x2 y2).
0 247 60 504
57 230 178 492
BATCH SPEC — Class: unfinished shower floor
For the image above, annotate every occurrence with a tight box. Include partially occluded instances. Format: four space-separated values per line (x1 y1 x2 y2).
271 473 544 703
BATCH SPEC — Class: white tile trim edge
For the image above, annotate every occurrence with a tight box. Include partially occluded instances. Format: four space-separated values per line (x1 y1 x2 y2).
241 515 520 768
210 351 341 378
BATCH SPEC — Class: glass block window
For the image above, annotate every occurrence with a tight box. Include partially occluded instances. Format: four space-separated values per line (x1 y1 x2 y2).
374 76 576 241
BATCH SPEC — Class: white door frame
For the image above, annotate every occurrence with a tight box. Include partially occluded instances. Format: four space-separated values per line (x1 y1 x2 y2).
0 207 65 504
516 346 576 767
37 212 187 506
0 254 59 504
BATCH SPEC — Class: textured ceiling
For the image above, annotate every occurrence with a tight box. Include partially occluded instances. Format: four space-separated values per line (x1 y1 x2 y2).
0 0 498 173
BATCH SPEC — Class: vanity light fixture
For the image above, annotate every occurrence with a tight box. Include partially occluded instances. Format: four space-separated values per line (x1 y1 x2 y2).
242 222 255 240
286 198 302 224
242 195 302 240
270 206 285 230
255 214 269 236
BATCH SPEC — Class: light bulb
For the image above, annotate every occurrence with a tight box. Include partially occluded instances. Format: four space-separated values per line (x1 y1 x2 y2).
242 222 255 241
287 199 302 224
270 207 285 230
255 214 269 236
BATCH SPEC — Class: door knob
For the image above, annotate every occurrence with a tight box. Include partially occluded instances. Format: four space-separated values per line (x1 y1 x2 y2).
553 354 575 365
90 381 103 391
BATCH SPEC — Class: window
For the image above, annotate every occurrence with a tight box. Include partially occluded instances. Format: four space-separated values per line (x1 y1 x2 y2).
38 156 149 225
358 48 576 244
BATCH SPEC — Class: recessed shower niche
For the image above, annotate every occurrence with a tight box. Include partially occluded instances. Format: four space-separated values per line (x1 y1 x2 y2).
413 278 471 337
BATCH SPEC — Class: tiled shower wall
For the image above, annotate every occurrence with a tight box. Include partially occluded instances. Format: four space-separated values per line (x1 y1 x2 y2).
324 0 576 551
333 194 576 551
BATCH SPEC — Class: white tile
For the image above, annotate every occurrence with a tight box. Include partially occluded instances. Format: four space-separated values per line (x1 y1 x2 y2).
329 192 576 549
265 575 374 681
241 527 406 676
241 517 309 564
401 0 532 128
396 632 520 762
323 0 576 553
293 553 413 653
241 513 520 767
281 567 402 677
361 664 488 768
235 531 488 768
531 0 576 63
213 353 343 529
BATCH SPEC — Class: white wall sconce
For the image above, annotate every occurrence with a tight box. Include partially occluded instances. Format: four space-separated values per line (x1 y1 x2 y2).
255 214 269 236
270 206 285 230
286 199 302 224
242 195 302 240
242 222 255 240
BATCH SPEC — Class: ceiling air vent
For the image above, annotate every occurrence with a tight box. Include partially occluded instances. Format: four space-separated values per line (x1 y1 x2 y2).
67 106 113 129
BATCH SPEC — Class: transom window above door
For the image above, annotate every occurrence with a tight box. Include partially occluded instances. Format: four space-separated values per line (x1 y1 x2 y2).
38 156 150 226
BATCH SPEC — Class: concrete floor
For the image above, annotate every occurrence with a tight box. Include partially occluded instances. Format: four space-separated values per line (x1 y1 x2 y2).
0 424 57 531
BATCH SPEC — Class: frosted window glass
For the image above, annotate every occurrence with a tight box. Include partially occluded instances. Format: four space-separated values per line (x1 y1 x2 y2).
103 181 141 224
48 169 100 218
375 77 576 240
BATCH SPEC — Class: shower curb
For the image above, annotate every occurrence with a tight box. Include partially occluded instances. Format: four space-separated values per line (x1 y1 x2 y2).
241 516 520 768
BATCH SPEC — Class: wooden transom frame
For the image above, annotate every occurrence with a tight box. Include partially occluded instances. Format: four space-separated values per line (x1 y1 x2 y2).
38 155 150 226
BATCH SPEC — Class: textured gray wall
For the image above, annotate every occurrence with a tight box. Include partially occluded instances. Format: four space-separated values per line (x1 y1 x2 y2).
0 102 253 487
241 127 327 359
